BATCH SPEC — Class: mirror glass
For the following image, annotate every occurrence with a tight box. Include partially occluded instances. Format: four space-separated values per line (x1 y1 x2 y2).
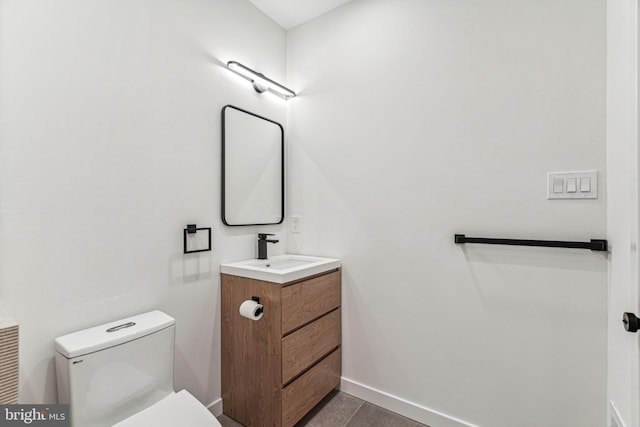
222 105 284 226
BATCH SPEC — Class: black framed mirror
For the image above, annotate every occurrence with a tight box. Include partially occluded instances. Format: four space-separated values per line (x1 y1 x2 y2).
221 105 284 226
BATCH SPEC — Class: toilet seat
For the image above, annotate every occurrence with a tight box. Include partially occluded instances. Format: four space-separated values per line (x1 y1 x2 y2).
113 389 221 427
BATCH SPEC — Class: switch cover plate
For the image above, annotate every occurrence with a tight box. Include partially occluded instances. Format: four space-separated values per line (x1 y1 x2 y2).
291 215 301 233
547 171 597 199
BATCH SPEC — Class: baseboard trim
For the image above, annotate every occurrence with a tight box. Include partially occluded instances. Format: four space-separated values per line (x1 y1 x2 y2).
207 397 223 417
340 377 479 427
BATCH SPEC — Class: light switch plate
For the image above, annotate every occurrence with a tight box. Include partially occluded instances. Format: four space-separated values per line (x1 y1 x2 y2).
291 215 301 233
547 171 597 199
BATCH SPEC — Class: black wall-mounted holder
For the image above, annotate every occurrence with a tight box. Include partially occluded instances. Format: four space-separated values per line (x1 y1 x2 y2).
252 296 264 316
454 234 608 252
623 312 639 333
183 224 212 254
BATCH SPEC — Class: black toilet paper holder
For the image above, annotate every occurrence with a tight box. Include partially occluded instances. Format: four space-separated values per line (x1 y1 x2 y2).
251 296 264 316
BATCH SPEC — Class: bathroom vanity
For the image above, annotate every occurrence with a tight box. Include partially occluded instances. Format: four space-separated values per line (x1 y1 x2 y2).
221 255 341 427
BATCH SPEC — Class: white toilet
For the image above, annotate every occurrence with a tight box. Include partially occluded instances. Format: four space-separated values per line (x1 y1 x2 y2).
55 310 222 427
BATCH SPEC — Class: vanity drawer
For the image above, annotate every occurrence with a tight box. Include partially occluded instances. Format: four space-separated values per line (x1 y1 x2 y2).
281 270 340 334
281 348 341 427
282 308 341 384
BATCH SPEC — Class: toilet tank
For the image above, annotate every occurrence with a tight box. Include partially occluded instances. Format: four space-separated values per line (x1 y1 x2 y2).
55 311 176 427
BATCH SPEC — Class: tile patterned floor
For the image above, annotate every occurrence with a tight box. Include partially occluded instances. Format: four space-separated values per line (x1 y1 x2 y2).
216 390 429 427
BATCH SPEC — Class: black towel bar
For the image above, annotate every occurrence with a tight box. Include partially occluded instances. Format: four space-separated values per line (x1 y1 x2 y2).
454 234 608 252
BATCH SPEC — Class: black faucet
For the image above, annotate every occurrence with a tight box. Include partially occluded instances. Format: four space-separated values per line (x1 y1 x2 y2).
257 233 279 260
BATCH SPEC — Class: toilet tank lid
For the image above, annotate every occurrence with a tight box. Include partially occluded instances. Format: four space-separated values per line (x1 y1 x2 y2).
54 310 175 359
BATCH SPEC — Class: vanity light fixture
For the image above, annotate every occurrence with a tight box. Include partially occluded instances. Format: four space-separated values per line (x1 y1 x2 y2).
227 61 296 99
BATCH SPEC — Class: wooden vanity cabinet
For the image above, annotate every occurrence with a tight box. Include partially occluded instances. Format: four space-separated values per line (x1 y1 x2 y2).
221 269 341 427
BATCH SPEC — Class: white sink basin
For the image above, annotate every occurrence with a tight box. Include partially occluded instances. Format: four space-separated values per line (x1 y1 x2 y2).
220 254 341 284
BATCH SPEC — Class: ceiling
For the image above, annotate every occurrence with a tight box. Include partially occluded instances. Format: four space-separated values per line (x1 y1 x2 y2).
248 0 354 30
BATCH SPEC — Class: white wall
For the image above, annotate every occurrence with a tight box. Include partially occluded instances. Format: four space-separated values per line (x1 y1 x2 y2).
0 0 287 406
286 1 607 426
606 0 639 426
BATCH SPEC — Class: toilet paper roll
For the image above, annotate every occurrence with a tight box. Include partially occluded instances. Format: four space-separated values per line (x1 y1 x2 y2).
239 300 264 321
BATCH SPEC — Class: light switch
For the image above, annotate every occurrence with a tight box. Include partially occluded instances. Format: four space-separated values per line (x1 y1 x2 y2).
547 170 598 199
553 178 564 193
580 177 591 192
